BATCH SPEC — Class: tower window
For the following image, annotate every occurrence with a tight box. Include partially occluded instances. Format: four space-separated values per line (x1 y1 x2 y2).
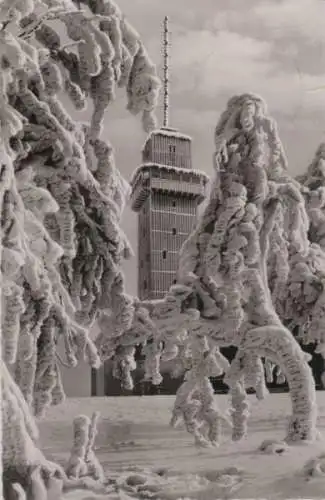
143 279 147 290
146 253 150 262
168 144 176 164
140 260 144 269
162 250 167 259
172 227 177 235
173 279 177 284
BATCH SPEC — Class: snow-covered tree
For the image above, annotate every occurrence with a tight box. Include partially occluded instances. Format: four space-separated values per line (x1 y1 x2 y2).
118 93 322 448
0 0 160 497
173 93 319 445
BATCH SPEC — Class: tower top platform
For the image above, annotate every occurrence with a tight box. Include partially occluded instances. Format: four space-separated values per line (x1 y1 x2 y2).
130 162 209 188
129 162 209 212
141 127 192 153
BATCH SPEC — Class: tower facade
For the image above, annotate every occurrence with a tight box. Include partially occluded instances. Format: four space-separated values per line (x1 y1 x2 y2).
130 127 208 300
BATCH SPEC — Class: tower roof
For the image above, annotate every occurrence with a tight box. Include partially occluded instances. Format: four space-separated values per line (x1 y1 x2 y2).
141 126 192 153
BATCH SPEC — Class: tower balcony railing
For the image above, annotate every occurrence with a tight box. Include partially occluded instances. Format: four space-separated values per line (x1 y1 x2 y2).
130 176 206 210
130 165 208 210
150 177 205 198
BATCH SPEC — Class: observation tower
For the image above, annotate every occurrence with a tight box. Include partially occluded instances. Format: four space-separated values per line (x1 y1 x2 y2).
130 16 209 300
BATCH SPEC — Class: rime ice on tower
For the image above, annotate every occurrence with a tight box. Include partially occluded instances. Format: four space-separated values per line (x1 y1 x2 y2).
129 17 209 300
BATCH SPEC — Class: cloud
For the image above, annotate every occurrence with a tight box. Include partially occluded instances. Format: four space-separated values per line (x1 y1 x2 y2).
115 0 199 38
254 0 325 41
147 25 325 116
205 0 325 44
172 30 271 71
113 0 325 116
203 0 325 77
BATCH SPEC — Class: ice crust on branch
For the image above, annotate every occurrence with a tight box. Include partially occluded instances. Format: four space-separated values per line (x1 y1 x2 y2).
0 0 160 496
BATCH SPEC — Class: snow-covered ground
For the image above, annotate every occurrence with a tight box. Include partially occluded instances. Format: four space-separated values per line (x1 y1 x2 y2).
39 393 325 499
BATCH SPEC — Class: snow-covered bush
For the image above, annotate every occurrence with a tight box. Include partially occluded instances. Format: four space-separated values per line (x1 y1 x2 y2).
0 0 159 497
259 439 289 455
65 411 104 482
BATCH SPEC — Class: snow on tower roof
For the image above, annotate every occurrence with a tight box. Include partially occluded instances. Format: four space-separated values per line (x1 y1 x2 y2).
130 162 210 186
141 127 192 152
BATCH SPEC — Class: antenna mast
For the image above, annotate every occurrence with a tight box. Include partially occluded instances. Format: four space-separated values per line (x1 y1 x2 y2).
162 16 170 128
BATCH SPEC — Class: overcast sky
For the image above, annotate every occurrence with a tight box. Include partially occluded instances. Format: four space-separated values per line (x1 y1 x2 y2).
99 0 325 296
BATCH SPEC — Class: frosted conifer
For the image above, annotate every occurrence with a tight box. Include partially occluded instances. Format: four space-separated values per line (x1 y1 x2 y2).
174 93 318 444
0 0 160 496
